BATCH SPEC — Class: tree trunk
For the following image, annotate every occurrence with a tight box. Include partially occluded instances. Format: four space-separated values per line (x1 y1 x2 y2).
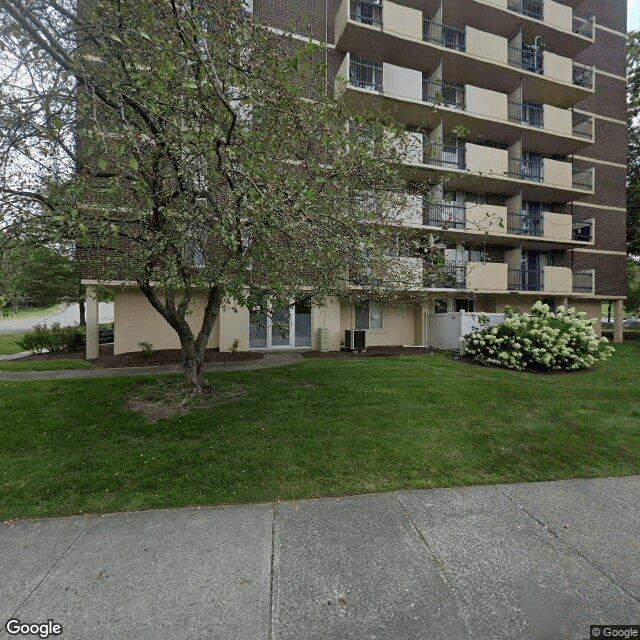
78 300 86 326
180 337 205 395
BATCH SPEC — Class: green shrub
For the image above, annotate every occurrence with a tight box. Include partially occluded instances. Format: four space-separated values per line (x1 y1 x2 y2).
138 341 154 357
17 323 49 354
17 322 85 354
464 302 615 372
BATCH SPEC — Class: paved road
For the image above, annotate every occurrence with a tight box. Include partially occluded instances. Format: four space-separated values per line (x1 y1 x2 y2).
1 476 639 640
0 303 114 334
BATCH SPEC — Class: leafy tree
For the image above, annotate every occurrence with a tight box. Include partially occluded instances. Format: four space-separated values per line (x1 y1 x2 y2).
628 30 640 254
0 0 434 393
627 258 640 313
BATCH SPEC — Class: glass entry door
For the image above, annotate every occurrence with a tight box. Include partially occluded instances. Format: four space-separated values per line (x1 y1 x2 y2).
249 302 312 349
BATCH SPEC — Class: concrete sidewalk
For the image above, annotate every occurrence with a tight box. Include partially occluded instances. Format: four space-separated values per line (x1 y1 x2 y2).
2 477 639 639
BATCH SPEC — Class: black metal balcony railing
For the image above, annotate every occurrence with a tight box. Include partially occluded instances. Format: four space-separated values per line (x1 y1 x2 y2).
572 112 593 139
425 261 467 289
572 15 594 38
507 210 544 237
507 0 543 20
349 56 383 92
572 62 593 88
423 18 466 52
350 0 383 27
572 221 593 242
424 201 466 229
424 139 466 170
508 101 544 127
572 270 593 293
509 157 544 182
422 79 465 110
508 44 543 74
572 168 593 190
509 267 544 291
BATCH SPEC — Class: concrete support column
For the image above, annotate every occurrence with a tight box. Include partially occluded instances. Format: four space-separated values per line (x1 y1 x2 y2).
86 285 99 359
559 297 568 308
613 299 624 344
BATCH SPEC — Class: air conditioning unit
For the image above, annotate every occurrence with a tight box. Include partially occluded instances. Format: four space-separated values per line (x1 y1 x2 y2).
345 329 366 351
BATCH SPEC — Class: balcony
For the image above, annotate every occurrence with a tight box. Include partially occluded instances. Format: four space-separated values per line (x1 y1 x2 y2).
508 210 543 237
423 139 466 170
423 201 466 229
423 78 465 110
572 220 593 242
334 0 594 109
507 210 573 242
509 265 573 293
423 18 466 52
507 0 543 20
424 260 510 291
509 157 544 183
572 62 594 88
349 56 382 92
509 266 544 291
572 270 594 293
572 168 594 191
572 112 594 140
350 0 382 27
572 15 594 38
509 101 543 127
425 260 467 289
343 58 588 154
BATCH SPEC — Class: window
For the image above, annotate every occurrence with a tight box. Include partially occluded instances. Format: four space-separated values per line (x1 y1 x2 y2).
455 299 474 312
464 192 486 205
355 302 383 329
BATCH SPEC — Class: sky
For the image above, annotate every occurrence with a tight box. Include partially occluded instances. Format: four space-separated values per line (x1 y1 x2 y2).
630 0 640 32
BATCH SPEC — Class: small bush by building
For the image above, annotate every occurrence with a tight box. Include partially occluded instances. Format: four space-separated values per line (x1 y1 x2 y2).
18 322 84 354
464 302 614 371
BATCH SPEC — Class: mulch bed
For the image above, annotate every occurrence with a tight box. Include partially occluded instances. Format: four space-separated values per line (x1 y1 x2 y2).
12 344 263 368
301 346 438 358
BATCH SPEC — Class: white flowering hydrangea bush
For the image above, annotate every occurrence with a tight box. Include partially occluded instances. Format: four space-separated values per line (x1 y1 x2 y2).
463 302 614 371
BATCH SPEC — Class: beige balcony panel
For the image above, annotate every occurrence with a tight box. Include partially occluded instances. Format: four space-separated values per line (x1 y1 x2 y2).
543 51 573 85
543 104 572 137
544 266 572 294
400 195 423 226
465 203 507 235
383 63 422 102
543 212 572 242
466 27 508 65
545 0 573 32
335 0 349 44
466 143 508 176
385 1 422 41
544 158 572 189
466 262 508 292
466 85 508 121
335 53 350 96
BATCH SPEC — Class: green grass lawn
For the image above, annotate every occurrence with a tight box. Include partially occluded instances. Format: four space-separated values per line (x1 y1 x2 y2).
1 343 639 520
0 360 95 371
1 304 61 321
0 333 26 355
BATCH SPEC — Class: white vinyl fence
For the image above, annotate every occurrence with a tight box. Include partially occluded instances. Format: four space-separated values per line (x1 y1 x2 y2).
426 312 505 354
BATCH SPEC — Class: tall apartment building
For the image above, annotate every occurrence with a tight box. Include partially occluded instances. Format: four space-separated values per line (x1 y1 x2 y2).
81 0 627 354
